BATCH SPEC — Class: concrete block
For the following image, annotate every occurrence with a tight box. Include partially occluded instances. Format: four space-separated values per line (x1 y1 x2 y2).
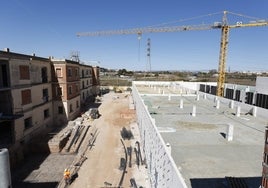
227 124 234 141
180 99 183 109
236 106 241 117
192 105 196 117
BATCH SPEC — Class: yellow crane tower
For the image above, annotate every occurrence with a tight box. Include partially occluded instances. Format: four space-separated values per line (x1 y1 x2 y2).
77 11 268 97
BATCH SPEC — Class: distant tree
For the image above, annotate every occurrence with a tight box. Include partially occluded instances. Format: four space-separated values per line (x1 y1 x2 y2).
118 69 133 76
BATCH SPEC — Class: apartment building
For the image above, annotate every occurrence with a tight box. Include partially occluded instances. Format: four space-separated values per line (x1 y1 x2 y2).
80 64 94 105
0 49 53 165
92 66 100 96
51 59 81 125
0 50 100 166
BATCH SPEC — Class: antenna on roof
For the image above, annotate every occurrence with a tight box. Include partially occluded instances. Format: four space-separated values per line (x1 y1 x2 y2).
70 51 80 62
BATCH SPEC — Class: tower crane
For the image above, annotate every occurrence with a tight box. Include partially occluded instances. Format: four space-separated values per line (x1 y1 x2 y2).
77 11 268 97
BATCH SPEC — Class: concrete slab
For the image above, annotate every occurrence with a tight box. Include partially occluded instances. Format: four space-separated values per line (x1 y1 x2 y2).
137 85 266 188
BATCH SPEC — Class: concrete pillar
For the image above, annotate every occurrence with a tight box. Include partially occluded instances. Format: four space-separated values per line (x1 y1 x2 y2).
166 143 171 155
192 105 196 117
236 106 241 117
229 100 234 109
168 94 171 101
214 96 218 103
252 106 257 117
233 85 237 100
0 148 12 188
227 124 234 141
180 99 184 109
162 90 165 95
151 118 156 125
196 94 200 101
253 91 257 105
203 93 207 100
216 100 220 109
158 88 161 94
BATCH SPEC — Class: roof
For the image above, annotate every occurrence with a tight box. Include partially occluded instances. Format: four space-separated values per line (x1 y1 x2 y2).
0 50 50 62
135 83 266 188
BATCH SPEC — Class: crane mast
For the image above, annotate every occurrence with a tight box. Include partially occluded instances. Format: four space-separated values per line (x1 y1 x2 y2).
217 11 229 97
77 11 268 97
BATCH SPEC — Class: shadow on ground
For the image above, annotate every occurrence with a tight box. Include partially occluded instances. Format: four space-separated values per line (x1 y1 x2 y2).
190 176 262 188
12 181 58 188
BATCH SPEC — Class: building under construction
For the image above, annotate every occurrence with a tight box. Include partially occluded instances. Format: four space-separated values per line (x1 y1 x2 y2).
131 80 268 188
1 50 268 188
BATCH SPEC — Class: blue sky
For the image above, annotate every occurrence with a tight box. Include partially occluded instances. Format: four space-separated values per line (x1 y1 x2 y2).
1 0 268 71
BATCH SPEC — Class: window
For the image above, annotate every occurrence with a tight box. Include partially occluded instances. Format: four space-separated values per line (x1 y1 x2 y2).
56 87 62 96
86 70 88 75
19 65 30 80
75 68 78 77
24 117 32 130
44 109 49 119
87 80 89 85
76 100 79 108
0 63 9 87
58 106 63 114
43 88 49 102
21 89 31 105
41 67 48 83
68 68 72 77
68 86 72 95
56 68 62 77
69 104 73 112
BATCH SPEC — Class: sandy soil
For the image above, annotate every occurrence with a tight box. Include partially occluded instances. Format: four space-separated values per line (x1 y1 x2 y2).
68 92 143 188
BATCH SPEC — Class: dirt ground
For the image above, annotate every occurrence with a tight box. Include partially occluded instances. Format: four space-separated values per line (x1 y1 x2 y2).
11 92 149 188
66 92 149 188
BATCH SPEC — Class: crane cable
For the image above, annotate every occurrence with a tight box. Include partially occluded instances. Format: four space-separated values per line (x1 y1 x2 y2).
226 11 262 21
145 11 223 28
143 11 265 29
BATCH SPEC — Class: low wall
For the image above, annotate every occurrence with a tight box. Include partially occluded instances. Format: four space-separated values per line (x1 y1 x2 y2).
200 91 268 120
132 84 187 188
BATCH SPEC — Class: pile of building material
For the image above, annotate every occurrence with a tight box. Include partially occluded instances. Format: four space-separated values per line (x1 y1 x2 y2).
48 115 93 154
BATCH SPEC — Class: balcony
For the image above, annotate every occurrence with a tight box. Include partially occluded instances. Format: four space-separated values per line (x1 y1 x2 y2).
0 108 23 120
43 96 49 103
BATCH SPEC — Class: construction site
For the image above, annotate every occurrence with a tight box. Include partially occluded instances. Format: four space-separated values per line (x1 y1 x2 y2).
1 10 268 188
7 91 150 188
133 81 268 188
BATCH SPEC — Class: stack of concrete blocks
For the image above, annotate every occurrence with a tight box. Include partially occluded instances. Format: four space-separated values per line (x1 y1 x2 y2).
64 118 83 153
48 122 74 153
132 85 188 188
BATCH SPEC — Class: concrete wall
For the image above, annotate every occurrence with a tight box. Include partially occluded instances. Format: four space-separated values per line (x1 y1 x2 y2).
14 102 53 142
53 100 68 126
65 95 81 121
200 91 268 120
256 77 268 95
9 58 51 87
132 84 188 188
